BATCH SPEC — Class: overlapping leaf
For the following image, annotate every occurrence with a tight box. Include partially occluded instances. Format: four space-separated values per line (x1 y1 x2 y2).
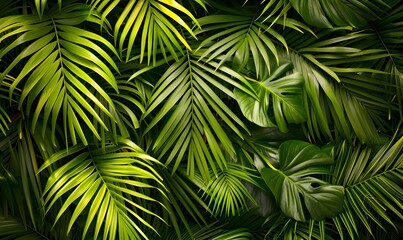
162 220 257 240
157 166 210 239
261 140 344 222
234 62 306 132
195 14 289 75
0 215 46 240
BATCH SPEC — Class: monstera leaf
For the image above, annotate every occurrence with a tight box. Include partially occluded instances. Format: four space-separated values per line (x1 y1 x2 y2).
234 63 306 132
261 140 344 222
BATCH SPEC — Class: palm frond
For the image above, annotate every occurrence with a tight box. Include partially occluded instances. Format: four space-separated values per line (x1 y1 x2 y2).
89 0 199 62
0 4 119 146
195 14 287 74
263 211 338 240
162 220 254 240
0 0 22 17
194 11 313 76
38 138 166 240
0 215 46 240
330 136 403 239
281 0 389 28
0 78 12 135
189 162 259 217
0 124 44 232
139 54 253 180
156 166 210 239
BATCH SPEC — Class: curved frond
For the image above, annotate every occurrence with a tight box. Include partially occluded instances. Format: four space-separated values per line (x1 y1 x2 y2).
157 166 210 239
0 79 12 135
0 0 22 17
38 139 166 240
0 125 44 232
263 211 335 240
162 220 254 240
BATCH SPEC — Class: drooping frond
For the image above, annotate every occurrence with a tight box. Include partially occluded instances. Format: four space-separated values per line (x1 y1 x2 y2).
88 0 200 62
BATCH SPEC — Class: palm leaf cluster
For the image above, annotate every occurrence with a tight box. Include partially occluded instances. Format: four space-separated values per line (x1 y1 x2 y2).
0 0 402 239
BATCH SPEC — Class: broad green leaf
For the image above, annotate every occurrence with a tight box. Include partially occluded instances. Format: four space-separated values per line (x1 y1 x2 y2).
261 140 344 221
234 63 306 132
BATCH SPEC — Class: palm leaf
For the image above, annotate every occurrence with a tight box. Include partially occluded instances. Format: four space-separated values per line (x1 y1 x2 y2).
0 75 13 135
157 166 210 239
89 0 199 62
0 215 46 240
0 4 119 146
286 0 389 28
162 221 254 240
0 0 22 17
264 211 335 240
0 124 45 232
189 162 259 217
38 138 166 240
330 136 403 239
194 13 292 75
138 54 253 180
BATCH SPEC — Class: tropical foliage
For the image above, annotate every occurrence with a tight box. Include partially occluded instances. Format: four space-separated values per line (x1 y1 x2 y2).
0 0 402 239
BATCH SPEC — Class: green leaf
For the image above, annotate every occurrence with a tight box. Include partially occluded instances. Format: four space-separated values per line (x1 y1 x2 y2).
39 140 166 239
234 63 306 132
261 140 345 221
